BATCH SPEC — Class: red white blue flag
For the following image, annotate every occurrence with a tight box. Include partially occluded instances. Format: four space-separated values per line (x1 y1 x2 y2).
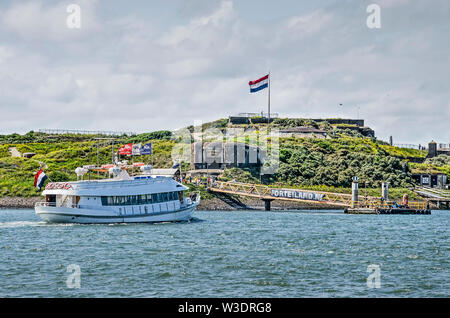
34 169 48 190
249 74 269 93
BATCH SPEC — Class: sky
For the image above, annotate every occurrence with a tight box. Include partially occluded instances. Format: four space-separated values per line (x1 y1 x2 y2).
0 0 449 144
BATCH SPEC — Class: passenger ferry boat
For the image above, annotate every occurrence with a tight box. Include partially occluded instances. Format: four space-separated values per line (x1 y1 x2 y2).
35 167 200 224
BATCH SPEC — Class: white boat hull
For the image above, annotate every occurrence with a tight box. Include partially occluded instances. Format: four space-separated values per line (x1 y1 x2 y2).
35 204 197 224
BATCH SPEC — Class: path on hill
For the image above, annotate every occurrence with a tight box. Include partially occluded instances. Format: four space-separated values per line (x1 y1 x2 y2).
8 147 21 157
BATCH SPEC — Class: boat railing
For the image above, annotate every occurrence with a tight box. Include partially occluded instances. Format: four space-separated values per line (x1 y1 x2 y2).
62 177 170 190
354 200 428 210
35 202 57 207
35 202 113 211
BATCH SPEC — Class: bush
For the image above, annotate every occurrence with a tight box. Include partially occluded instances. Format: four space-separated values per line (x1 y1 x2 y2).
47 171 70 182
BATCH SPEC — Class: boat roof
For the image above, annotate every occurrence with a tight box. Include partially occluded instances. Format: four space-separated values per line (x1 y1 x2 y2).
42 175 188 196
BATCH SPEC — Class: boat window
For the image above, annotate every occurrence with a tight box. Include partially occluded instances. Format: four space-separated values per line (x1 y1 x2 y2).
98 193 183 206
45 195 56 203
138 195 146 204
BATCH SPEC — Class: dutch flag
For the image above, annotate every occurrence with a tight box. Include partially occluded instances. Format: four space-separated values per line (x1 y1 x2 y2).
34 169 48 190
249 74 269 93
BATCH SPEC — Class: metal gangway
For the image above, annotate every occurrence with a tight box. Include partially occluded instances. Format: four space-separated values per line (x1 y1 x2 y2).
208 181 429 210
209 181 363 207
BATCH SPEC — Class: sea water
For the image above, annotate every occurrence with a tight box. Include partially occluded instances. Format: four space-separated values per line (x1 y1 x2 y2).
0 209 448 297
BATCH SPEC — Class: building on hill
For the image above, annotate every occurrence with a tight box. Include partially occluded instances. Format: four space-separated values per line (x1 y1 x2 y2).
278 127 328 139
190 142 264 171
412 172 448 188
229 112 278 124
427 141 450 158
228 115 375 137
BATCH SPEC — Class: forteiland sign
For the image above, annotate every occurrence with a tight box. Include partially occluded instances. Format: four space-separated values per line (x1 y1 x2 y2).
270 189 324 201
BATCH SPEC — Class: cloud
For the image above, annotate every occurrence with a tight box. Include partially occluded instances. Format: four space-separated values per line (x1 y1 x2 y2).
377 0 410 8
0 0 100 41
285 10 334 37
0 0 448 144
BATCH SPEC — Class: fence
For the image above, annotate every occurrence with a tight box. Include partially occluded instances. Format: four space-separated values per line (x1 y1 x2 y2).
393 143 426 150
235 112 279 118
38 129 136 136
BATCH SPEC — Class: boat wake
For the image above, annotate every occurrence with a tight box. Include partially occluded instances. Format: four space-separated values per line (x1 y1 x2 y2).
0 221 74 228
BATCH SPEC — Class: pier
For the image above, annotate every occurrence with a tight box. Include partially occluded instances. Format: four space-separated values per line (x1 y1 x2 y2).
207 180 430 214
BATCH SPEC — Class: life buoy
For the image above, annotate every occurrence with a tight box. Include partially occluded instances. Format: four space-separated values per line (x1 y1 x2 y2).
64 183 72 190
57 183 64 189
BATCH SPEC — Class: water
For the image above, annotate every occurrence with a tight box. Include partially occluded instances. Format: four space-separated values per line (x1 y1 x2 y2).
0 209 448 297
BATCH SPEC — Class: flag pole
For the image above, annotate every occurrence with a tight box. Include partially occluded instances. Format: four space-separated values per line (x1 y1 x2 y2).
268 71 271 125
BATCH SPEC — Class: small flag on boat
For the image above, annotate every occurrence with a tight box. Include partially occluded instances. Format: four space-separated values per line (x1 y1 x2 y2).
34 169 48 190
118 143 133 155
140 143 152 155
172 163 180 169
249 74 269 93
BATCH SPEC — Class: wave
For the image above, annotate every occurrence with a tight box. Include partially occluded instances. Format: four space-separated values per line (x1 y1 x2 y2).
0 221 74 228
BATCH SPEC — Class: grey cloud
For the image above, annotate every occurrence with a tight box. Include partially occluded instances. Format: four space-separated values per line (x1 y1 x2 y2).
0 0 448 144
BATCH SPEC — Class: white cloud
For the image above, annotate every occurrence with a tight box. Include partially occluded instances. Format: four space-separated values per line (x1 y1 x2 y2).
0 46 15 63
0 0 448 144
377 0 410 8
0 0 100 41
285 10 333 37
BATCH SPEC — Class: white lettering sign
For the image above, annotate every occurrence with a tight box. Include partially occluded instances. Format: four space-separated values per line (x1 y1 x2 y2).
271 189 324 201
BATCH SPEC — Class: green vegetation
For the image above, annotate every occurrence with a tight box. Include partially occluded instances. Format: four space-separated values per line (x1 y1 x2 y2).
126 130 172 143
410 154 450 176
276 138 412 188
0 119 447 199
0 136 175 197
378 144 427 159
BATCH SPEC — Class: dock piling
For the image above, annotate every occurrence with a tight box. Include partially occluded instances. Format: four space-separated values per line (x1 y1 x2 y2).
351 180 358 208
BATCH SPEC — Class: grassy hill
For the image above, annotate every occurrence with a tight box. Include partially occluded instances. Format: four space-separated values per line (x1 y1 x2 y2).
0 120 447 201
